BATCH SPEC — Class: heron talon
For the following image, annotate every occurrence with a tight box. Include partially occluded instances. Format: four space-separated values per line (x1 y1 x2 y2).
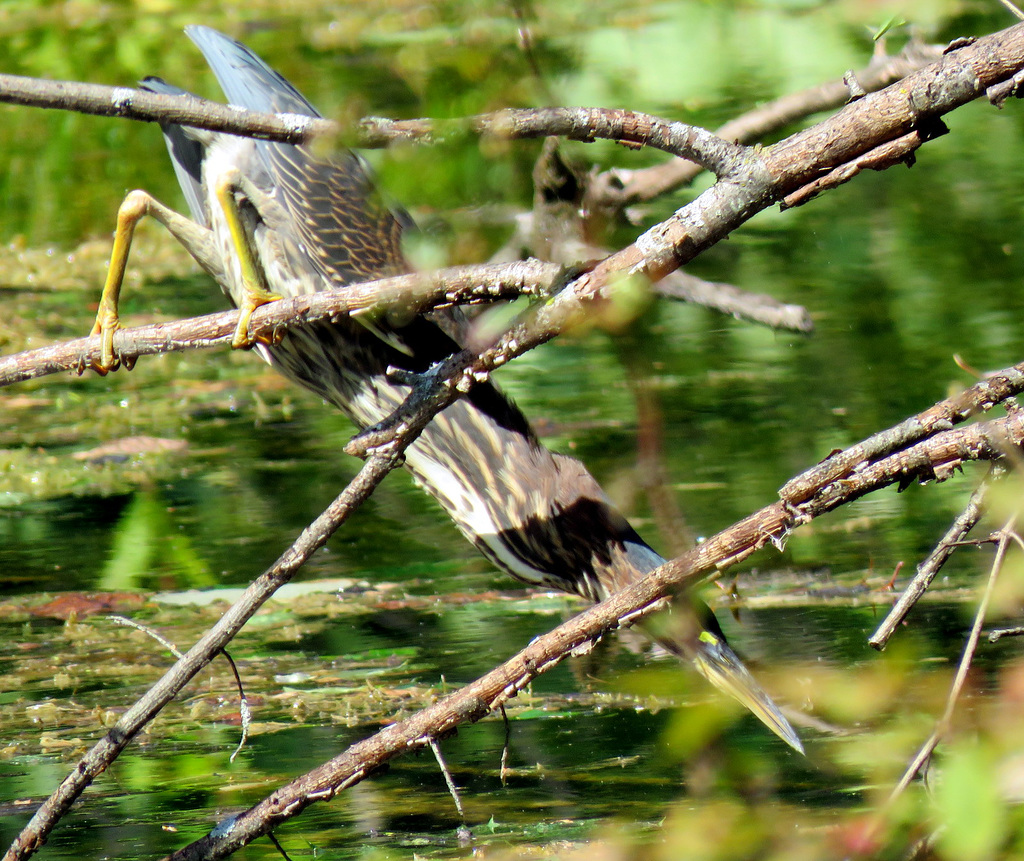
82 352 121 376
229 293 282 350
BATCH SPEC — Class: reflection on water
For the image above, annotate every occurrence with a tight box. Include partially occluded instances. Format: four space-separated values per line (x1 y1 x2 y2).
0 589 975 858
4 581 1019 858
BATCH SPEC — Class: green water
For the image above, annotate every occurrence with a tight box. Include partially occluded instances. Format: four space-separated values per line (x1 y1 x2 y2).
4 1 1024 858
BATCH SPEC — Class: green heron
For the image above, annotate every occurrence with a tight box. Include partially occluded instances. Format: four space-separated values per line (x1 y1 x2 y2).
91 26 802 752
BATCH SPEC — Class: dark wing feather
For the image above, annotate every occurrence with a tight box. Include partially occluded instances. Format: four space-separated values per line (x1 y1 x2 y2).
185 25 321 117
138 76 209 226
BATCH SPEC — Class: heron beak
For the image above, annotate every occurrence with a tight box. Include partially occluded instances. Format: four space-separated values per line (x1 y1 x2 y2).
690 629 804 754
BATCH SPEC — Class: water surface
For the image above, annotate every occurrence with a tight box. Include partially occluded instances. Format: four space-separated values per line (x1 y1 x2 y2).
3 2 1024 858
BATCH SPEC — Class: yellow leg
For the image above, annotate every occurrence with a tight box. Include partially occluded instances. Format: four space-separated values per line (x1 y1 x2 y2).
89 190 150 373
213 169 281 349
89 190 221 374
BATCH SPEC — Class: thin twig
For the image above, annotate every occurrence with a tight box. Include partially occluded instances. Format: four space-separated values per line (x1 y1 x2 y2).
499 705 511 787
264 832 293 861
3 448 407 861
884 516 1017 810
999 0 1024 22
655 270 814 333
220 651 252 764
988 625 1024 642
869 466 1000 649
428 737 467 823
107 614 251 762
107 614 184 658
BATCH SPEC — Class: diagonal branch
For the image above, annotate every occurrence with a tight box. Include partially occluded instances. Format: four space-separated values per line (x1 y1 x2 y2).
869 469 999 649
1 453 397 860
592 39 945 208
162 403 1024 861
5 20 1024 861
780 366 1024 505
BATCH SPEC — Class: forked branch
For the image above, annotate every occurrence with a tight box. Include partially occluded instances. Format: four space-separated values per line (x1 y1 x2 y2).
5 18 1024 861
162 376 1024 861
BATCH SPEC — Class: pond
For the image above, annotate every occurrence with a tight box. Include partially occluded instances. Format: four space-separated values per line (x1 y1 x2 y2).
3 1 1024 859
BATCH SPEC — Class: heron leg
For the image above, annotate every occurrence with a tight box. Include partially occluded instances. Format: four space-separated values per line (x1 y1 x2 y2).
90 189 217 374
212 168 281 349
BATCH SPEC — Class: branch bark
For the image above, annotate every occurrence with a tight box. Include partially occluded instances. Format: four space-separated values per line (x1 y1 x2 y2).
4 18 1024 861
0 260 560 388
162 391 1024 861
590 39 945 209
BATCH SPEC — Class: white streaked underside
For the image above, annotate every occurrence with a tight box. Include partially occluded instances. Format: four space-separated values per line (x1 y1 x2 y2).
197 134 635 603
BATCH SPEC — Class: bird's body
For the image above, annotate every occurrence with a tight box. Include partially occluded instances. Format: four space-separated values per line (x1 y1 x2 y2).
125 26 801 751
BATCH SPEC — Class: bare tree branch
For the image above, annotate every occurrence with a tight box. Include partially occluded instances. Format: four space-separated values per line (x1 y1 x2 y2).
5 19 1024 861
0 260 560 387
161 399 1024 861
0 72 329 142
0 72 752 171
655 271 814 333
590 39 946 209
869 469 999 649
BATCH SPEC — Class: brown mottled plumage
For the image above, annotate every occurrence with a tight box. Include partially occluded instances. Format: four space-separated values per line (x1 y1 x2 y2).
132 26 801 752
